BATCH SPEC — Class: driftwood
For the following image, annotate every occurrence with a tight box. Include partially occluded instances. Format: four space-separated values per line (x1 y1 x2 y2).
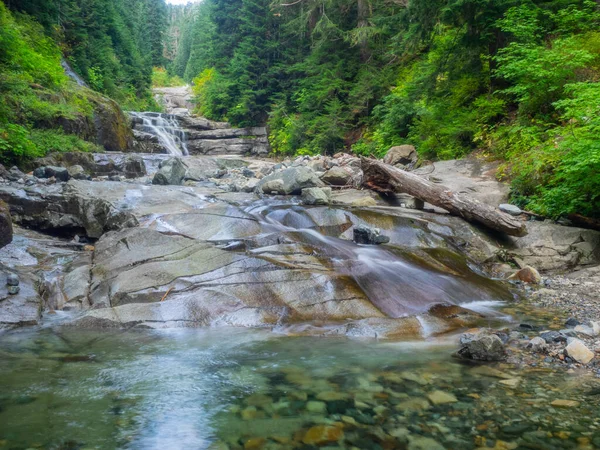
361 158 528 237
568 213 600 232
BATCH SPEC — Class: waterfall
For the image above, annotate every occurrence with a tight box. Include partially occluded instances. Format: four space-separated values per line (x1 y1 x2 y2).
130 112 189 156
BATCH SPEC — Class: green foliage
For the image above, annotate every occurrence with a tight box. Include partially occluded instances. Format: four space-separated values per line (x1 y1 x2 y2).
7 0 169 106
152 67 185 88
0 124 40 164
0 1 105 166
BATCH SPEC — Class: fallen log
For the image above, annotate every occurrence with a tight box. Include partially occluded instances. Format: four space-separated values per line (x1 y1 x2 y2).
361 158 528 237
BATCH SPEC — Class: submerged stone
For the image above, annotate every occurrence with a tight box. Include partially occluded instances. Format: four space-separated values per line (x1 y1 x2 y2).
302 425 344 445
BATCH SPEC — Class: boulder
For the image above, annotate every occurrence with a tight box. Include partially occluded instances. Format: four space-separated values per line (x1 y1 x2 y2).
89 93 134 152
383 145 417 166
0 164 10 180
117 154 147 179
320 166 352 186
67 165 88 180
509 266 541 284
0 181 138 239
256 167 325 195
527 336 547 352
33 166 70 182
0 200 13 249
499 204 522 216
353 225 390 245
153 157 188 186
301 187 331 205
564 339 594 364
456 329 507 361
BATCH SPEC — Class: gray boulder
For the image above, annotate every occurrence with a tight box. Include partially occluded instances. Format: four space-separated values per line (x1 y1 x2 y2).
456 329 507 361
499 204 522 216
321 166 352 186
0 200 13 249
353 225 390 245
67 165 89 180
383 145 417 166
256 167 325 195
153 157 188 186
34 166 71 182
117 154 147 179
301 187 332 205
0 181 138 239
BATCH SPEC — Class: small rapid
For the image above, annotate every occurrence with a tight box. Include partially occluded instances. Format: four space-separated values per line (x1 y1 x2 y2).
244 202 512 319
130 112 189 156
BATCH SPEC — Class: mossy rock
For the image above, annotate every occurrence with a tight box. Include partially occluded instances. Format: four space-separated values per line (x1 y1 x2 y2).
86 90 133 152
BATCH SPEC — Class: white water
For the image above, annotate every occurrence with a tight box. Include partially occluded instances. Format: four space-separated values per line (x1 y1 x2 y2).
131 112 189 156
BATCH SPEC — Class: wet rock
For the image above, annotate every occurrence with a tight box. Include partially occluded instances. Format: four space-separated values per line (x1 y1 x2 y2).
509 266 541 284
301 187 331 205
353 226 390 245
320 166 352 186
6 274 19 286
33 166 70 182
302 425 344 445
0 200 13 249
456 329 507 361
565 317 581 328
499 204 522 216
564 339 594 364
8 285 20 295
7 166 25 182
383 145 417 167
256 167 324 195
540 331 566 344
0 181 138 238
117 154 147 179
153 157 188 186
527 336 547 352
67 165 89 180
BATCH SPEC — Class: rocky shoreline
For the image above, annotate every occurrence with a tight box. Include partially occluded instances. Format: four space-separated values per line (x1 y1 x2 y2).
1 146 599 376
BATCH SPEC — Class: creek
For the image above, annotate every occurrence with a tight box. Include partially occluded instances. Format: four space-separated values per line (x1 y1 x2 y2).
1 101 599 449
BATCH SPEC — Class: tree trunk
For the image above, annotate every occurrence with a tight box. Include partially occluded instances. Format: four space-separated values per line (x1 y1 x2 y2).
361 158 528 237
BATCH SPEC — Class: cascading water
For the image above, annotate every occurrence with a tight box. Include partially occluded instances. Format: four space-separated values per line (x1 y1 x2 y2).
130 112 189 156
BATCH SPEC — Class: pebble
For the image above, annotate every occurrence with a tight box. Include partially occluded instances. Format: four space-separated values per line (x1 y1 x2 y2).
550 399 580 408
302 425 343 445
395 397 431 412
7 285 19 295
6 273 19 286
306 401 327 414
527 337 547 352
427 390 458 405
565 317 581 328
407 436 446 450
499 378 520 388
540 331 566 343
